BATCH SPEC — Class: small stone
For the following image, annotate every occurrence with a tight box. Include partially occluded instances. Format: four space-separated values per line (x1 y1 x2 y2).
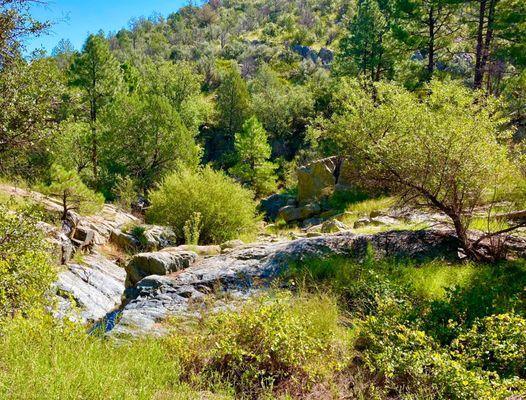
321 219 348 233
354 218 371 228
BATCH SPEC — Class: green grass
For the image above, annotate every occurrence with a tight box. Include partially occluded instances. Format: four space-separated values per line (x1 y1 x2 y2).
2 257 526 399
345 196 397 216
469 216 510 233
0 313 232 400
398 261 485 299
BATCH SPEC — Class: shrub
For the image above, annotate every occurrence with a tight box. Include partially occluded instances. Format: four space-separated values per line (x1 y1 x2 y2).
113 176 136 212
423 260 526 345
452 314 526 378
0 205 56 319
147 167 258 244
167 293 349 397
356 314 519 400
184 211 202 245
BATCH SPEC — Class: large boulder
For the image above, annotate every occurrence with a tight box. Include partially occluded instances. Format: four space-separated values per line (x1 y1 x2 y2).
54 254 126 323
277 203 321 223
111 229 460 337
259 193 294 221
297 157 338 204
142 225 177 250
125 250 198 287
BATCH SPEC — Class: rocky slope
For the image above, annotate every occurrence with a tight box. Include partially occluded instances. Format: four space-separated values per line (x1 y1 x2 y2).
112 229 458 336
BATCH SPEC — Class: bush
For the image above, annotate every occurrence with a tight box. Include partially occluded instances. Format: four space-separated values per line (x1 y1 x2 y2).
147 167 258 244
452 314 526 378
357 314 520 400
167 293 349 397
0 205 56 319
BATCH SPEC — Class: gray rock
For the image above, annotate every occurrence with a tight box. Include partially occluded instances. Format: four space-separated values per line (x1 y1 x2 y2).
370 216 399 226
142 225 177 250
112 229 459 336
303 217 324 228
168 245 221 256
110 229 140 251
354 218 371 229
259 194 294 221
220 240 245 251
277 203 321 223
54 254 126 323
321 219 348 233
297 157 338 204
125 250 198 288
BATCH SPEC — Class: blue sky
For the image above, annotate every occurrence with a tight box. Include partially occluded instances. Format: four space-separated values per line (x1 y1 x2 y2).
26 0 190 54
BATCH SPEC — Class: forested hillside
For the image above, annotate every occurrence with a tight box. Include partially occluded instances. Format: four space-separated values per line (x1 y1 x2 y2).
2 0 525 198
1 0 526 399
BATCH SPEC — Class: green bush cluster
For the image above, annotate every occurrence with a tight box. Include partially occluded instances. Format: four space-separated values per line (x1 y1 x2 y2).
0 205 56 319
357 314 521 400
452 314 526 379
147 167 258 244
167 293 349 397
286 255 526 399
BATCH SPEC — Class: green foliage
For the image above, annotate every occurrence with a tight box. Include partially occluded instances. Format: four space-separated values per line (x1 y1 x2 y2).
0 205 55 319
317 79 520 259
100 92 201 194
69 33 124 181
216 63 251 137
230 116 278 196
147 167 258 244
452 314 526 378
0 312 214 400
357 315 516 400
143 60 211 133
250 65 314 158
423 260 526 345
41 164 104 219
113 176 136 211
336 0 399 80
0 58 66 179
184 211 202 245
168 293 348 397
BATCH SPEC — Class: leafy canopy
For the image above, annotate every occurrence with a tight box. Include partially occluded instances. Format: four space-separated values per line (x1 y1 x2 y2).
316 79 520 258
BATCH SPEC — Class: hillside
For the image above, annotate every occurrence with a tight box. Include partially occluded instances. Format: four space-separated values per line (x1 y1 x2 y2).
1 0 526 399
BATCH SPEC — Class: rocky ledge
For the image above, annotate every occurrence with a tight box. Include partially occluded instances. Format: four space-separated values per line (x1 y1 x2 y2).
112 229 458 336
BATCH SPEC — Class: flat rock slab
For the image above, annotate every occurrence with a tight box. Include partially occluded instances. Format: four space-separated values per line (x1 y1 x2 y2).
54 254 126 323
111 229 458 337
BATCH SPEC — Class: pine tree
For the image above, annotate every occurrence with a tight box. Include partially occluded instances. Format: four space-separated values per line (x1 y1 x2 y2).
216 63 251 138
394 0 461 80
336 0 398 81
70 34 123 183
230 116 278 196
43 164 104 220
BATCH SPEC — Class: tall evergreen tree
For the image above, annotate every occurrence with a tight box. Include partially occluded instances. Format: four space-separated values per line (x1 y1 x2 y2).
394 0 461 80
70 33 123 183
336 0 397 81
230 116 277 196
216 63 250 138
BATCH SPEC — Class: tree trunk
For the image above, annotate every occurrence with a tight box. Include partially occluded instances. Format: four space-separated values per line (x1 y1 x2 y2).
480 0 497 89
62 191 68 221
90 97 98 183
474 0 487 89
427 5 436 78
